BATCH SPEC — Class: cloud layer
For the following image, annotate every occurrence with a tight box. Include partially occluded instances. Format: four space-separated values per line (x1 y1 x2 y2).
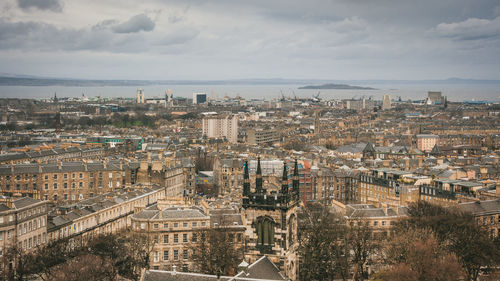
0 0 499 80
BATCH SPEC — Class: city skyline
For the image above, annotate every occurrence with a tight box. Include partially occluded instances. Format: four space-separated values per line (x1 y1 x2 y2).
1 0 500 80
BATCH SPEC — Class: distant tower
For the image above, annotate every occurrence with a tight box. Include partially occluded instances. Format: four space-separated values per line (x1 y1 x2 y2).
165 89 173 106
243 160 250 196
314 110 320 135
55 112 61 132
382 94 391 110
53 92 58 103
137 89 145 104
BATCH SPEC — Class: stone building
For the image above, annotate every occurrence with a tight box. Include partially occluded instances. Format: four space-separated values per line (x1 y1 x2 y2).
131 198 211 271
457 200 500 238
0 197 48 256
0 161 135 203
242 158 299 281
47 184 165 242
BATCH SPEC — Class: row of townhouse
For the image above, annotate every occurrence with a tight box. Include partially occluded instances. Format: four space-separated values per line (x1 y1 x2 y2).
47 184 166 242
0 161 138 203
0 146 111 164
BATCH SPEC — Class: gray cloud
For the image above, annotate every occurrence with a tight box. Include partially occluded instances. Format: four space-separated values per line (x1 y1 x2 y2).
112 14 155 33
1 0 500 80
0 17 194 52
430 17 500 41
17 0 62 12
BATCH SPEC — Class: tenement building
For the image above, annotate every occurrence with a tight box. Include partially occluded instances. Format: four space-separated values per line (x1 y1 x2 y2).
0 161 135 203
242 158 299 281
0 197 48 255
47 184 165 242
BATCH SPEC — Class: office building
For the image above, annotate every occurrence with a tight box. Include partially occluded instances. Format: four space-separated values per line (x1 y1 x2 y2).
192 93 207 105
137 89 145 104
382 94 391 110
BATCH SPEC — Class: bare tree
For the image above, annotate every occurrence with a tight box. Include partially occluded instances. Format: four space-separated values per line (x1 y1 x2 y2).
298 203 350 281
375 228 464 281
396 201 500 281
348 220 380 281
190 225 243 276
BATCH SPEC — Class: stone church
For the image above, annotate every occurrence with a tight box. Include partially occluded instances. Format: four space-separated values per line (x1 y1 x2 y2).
242 157 300 281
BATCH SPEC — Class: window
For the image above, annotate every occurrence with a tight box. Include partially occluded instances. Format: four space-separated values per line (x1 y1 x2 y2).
53 194 57 201
174 223 178 228
192 222 197 227
163 234 169 244
183 234 188 243
173 250 178 260
153 251 159 262
163 250 169 261
183 222 188 228
163 223 168 229
53 183 57 189
154 224 159 229
153 235 158 243
382 221 386 226
256 217 275 246
79 182 83 188
183 249 188 260
192 233 197 243
53 174 57 180
174 234 178 244
79 173 83 179
64 183 68 189
44 175 48 180
201 222 206 227
374 221 379 226
64 174 68 179
64 194 68 200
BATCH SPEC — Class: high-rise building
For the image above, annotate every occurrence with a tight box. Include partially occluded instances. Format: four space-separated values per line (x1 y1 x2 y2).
314 110 320 135
382 94 391 110
202 114 238 143
192 93 207 104
137 89 145 104
427 91 444 104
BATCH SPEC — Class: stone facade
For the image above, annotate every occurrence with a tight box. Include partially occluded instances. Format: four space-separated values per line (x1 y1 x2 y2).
242 158 299 281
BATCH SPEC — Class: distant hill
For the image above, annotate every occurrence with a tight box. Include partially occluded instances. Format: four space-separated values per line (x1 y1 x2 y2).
0 74 499 87
298 83 377 90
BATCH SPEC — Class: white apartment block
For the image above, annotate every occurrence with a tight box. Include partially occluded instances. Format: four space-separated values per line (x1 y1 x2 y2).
202 114 238 144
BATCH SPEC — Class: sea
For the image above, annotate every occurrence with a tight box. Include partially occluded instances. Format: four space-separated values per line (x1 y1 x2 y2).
0 83 499 102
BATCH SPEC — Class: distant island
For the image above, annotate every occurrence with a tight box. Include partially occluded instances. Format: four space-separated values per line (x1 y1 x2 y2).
298 83 377 90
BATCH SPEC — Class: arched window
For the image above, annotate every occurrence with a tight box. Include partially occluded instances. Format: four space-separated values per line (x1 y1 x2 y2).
288 214 297 246
256 217 275 246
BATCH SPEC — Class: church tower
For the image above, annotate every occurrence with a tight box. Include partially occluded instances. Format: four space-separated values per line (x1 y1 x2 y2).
242 158 299 280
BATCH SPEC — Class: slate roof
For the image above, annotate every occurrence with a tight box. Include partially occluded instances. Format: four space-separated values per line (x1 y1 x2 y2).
13 197 42 209
233 256 287 280
345 204 407 218
456 200 500 216
142 255 286 281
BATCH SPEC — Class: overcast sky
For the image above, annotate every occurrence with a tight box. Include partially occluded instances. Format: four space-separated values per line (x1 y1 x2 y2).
1 0 500 80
